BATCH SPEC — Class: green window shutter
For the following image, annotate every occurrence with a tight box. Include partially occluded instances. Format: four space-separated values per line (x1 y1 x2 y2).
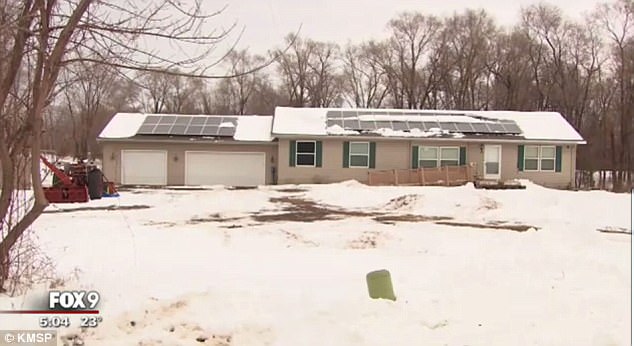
517 145 524 171
289 140 296 167
459 147 466 166
555 146 562 172
316 141 323 167
411 146 419 169
343 141 350 168
369 142 376 169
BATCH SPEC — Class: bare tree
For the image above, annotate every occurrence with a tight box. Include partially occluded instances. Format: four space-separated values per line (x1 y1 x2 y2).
55 63 137 158
596 0 634 190
384 12 442 108
213 50 266 115
0 0 280 289
341 42 389 108
274 35 342 107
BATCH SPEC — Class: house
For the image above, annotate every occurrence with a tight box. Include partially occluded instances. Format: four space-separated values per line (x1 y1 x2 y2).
97 107 585 189
97 113 276 186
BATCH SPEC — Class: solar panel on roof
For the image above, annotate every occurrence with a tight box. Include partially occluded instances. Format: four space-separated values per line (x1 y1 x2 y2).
343 119 360 129
359 121 377 130
455 122 475 133
488 123 505 133
439 122 458 131
144 116 161 124
423 121 440 130
205 117 221 125
158 116 177 124
367 110 387 115
137 124 156 134
327 119 344 128
153 124 173 134
392 122 409 131
174 116 192 125
185 125 203 135
501 123 521 134
201 126 219 136
218 127 235 137
170 125 187 135
471 123 491 133
409 121 424 130
342 110 358 118
190 117 206 125
327 110 343 118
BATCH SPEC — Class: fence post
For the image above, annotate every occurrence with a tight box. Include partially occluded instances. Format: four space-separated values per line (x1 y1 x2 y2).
393 169 399 186
368 172 372 186
445 166 450 186
419 168 425 186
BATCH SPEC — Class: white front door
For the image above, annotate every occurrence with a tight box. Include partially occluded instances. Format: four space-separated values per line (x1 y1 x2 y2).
483 145 501 180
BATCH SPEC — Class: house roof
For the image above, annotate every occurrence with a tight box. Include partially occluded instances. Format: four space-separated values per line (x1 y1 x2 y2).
98 113 274 142
271 107 586 144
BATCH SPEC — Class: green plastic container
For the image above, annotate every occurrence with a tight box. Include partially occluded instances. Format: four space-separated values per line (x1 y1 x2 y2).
366 269 396 301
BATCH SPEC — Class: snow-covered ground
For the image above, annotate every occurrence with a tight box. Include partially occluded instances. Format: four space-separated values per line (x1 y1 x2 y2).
0 181 631 345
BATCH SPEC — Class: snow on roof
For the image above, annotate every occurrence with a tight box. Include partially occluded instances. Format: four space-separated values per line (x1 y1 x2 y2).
233 116 274 141
98 113 146 138
272 107 328 135
273 107 585 143
99 113 274 142
468 111 585 142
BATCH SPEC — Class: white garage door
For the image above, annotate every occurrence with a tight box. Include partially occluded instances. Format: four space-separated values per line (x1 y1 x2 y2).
121 150 167 185
185 151 266 186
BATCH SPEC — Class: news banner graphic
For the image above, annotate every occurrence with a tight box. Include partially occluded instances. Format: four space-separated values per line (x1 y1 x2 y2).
0 290 103 329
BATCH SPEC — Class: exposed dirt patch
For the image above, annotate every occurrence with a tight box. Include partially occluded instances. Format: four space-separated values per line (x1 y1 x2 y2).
44 205 151 213
435 221 538 232
383 194 419 211
348 231 380 249
597 227 631 235
478 197 500 210
280 229 319 247
227 186 257 190
144 220 178 227
252 196 379 223
274 188 308 193
187 213 244 224
374 214 453 225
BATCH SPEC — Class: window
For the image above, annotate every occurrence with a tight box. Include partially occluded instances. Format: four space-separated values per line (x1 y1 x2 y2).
296 141 316 166
419 146 460 168
440 147 460 166
540 146 556 171
349 142 370 168
524 145 555 172
419 147 438 168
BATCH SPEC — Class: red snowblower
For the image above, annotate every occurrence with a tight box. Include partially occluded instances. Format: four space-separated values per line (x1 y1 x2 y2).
40 155 119 204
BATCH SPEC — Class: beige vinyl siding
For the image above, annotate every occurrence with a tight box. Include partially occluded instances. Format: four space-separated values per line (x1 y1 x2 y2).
279 138 576 188
278 138 409 184
101 141 276 185
471 143 576 189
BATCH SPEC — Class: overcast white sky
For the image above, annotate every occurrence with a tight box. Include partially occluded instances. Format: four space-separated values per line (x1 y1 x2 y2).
207 0 604 54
